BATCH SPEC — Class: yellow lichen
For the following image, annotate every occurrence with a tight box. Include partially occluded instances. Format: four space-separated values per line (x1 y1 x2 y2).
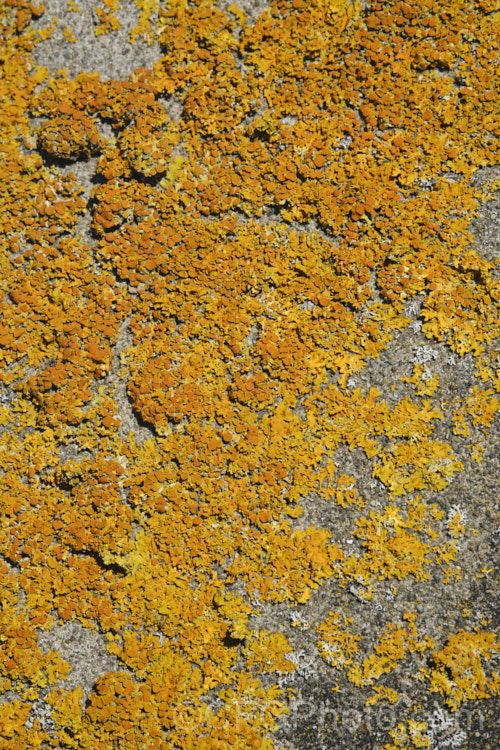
0 0 499 747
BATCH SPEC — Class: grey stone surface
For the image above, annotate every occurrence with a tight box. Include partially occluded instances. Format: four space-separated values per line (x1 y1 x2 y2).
36 620 123 700
30 0 161 80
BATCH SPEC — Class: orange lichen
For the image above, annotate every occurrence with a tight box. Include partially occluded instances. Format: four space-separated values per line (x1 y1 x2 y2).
425 630 500 710
348 613 434 688
94 0 121 36
0 0 499 747
317 611 361 669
